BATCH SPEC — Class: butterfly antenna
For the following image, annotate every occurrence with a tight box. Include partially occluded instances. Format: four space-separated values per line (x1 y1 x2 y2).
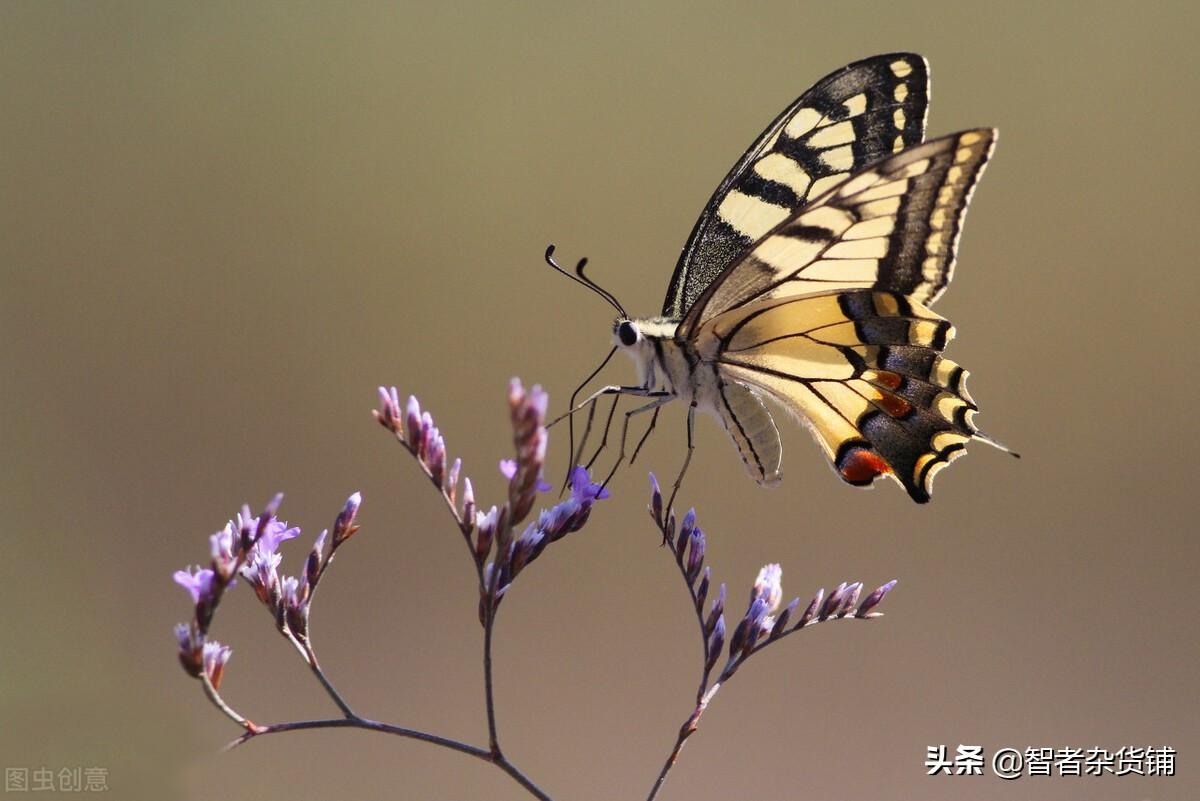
561 346 618 494
574 256 627 318
544 244 627 317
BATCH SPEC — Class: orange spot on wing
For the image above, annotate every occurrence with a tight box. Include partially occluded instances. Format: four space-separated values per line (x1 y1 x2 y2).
865 369 903 390
876 390 912 418
839 447 891 484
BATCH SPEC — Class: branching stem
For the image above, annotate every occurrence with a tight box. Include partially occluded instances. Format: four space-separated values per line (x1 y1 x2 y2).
225 715 553 801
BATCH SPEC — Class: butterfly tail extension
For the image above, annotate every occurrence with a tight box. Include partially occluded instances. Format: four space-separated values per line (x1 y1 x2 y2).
715 381 783 487
972 430 1020 458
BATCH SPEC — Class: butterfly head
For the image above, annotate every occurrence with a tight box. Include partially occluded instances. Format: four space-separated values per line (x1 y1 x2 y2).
611 317 657 386
612 317 675 350
613 317 653 366
613 319 640 348
612 316 680 389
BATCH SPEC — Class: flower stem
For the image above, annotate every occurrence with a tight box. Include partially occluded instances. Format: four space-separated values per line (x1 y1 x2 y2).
277 624 358 720
483 571 502 754
645 683 720 801
199 674 255 731
225 716 553 800
225 716 486 756
306 648 356 720
647 735 685 801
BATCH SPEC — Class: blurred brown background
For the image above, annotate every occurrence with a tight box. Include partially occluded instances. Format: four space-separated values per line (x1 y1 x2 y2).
2 2 1196 799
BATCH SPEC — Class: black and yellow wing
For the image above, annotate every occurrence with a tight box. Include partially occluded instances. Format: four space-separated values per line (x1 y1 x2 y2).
699 290 977 502
690 129 997 501
663 53 930 319
683 129 996 335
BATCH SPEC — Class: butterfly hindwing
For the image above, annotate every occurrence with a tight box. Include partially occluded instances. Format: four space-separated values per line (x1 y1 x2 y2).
663 53 930 319
682 129 996 335
699 290 978 502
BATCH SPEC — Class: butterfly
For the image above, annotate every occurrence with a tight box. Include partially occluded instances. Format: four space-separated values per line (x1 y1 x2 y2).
548 53 1012 507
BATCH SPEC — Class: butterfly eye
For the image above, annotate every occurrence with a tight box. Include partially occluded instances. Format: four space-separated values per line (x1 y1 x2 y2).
617 321 639 347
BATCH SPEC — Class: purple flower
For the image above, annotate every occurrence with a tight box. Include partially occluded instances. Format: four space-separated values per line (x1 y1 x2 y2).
771 597 801 639
742 597 770 646
280 575 309 637
255 518 301 557
174 622 194 653
568 466 609 502
174 622 203 678
837 582 863 618
705 583 726 637
797 588 823 628
706 614 726 672
752 563 783 613
236 504 256 549
174 566 218 605
331 491 361 547
696 566 711 610
246 493 285 549
405 395 423 446
474 505 505 562
678 508 696 546
480 465 609 616
648 472 663 524
209 522 238 578
505 379 550 525
462 477 476 526
281 576 302 609
509 525 547 576
241 548 283 605
537 466 609 542
376 386 402 426
684 527 705 585
306 530 328 587
424 418 446 484
820 582 848 621
856 579 898 618
202 640 232 689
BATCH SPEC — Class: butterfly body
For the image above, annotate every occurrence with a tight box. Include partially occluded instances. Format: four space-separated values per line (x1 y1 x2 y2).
614 313 783 486
565 54 1006 504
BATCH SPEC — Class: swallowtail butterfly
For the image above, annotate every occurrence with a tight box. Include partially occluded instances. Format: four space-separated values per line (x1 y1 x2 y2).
550 53 1011 505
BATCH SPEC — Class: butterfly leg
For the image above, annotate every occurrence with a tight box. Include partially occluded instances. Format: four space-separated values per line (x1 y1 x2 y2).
548 385 667 428
629 407 661 466
560 396 602 496
583 394 621 472
601 396 674 489
563 345 620 495
665 404 697 515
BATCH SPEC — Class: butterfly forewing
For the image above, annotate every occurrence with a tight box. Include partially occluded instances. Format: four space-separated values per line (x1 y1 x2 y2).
663 53 930 318
683 129 996 335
